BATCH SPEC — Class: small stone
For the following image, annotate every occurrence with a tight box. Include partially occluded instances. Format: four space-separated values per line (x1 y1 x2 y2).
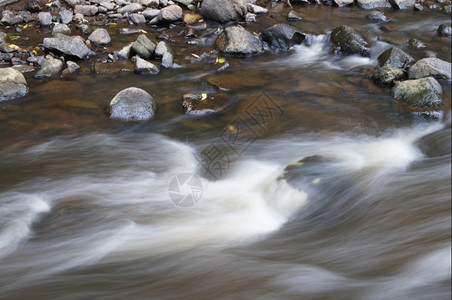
183 13 202 24
25 0 42 12
408 57 451 80
158 4 183 22
38 12 53 26
392 77 442 109
132 56 160 75
247 3 268 15
59 9 73 24
154 41 170 59
373 64 405 85
365 11 387 21
109 87 157 121
215 25 263 56
378 47 414 68
182 93 227 114
330 25 370 57
52 23 71 36
34 58 64 78
132 34 156 59
408 38 425 48
161 51 173 68
414 3 423 10
117 43 133 60
88 28 111 47
118 3 143 14
287 10 302 21
129 13 146 24
143 8 160 19
74 5 98 16
0 67 28 102
245 13 256 22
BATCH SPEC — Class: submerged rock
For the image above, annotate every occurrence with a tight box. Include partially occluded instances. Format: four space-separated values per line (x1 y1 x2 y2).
437 24 452 37
182 93 228 114
415 122 451 157
215 25 263 56
408 58 451 80
43 36 91 59
365 11 388 22
392 77 442 109
378 47 414 68
389 0 416 9
330 25 370 57
200 0 246 23
0 67 28 102
356 0 391 9
109 87 157 121
34 58 64 78
261 23 306 52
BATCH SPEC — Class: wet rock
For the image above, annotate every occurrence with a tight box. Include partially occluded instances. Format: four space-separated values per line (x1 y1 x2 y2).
74 5 98 16
143 8 160 19
94 61 134 75
334 0 355 6
437 24 452 37
415 123 451 157
43 36 91 59
62 0 80 7
173 0 193 6
1 10 25 25
132 34 156 59
129 13 146 24
378 47 414 68
330 25 370 57
389 0 416 9
118 3 142 14
0 32 6 44
116 43 133 60
365 11 387 21
182 93 228 114
119 28 140 35
184 13 203 24
158 4 183 22
247 3 268 14
200 0 246 23
161 51 174 68
392 77 442 109
155 41 170 59
408 38 425 48
261 23 306 52
287 10 303 21
109 87 157 121
357 0 391 9
52 23 71 36
61 60 80 77
25 0 42 12
215 25 263 56
413 3 423 10
132 56 160 75
373 64 405 85
245 13 256 22
34 58 64 78
88 28 111 47
408 58 451 80
76 23 89 35
59 9 73 24
0 67 28 102
38 12 53 26
0 53 14 61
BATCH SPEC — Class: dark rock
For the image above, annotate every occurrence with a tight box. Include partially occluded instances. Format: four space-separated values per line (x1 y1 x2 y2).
43 36 91 59
415 124 451 157
25 0 42 12
0 53 14 61
52 23 71 36
0 32 6 44
38 12 53 26
330 25 370 57
437 24 452 37
34 58 64 78
357 0 391 9
373 64 405 85
74 5 98 16
365 11 388 21
132 56 160 75
261 23 306 52
0 67 28 102
109 87 157 121
129 13 146 24
88 28 111 47
119 28 141 35
59 9 73 24
392 77 442 109
389 0 416 9
215 25 263 56
117 3 143 14
132 34 156 59
200 0 246 23
182 93 228 114
161 51 173 68
408 58 451 80
158 4 183 22
378 47 414 68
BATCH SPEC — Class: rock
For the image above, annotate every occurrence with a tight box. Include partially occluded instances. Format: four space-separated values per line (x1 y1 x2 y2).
378 47 414 68
200 0 246 23
161 51 174 68
143 8 160 19
74 5 98 16
182 93 228 114
65 61 80 72
0 53 14 61
154 41 170 59
0 32 6 44
247 3 268 14
330 25 370 57
173 0 193 6
59 9 73 24
52 23 71 36
62 0 80 7
1 10 25 25
389 0 416 9
132 56 160 75
43 36 91 59
392 77 442 109
413 3 423 10
117 43 133 60
372 64 405 85
158 4 183 22
120 28 140 35
437 24 452 37
38 12 53 26
408 38 425 48
184 13 202 24
117 3 142 14
88 28 111 47
245 13 256 22
76 23 88 35
129 13 146 24
109 87 157 121
356 0 391 9
34 58 64 78
215 25 263 56
287 10 302 21
132 34 156 59
365 11 387 21
415 124 451 157
0 67 28 102
334 0 355 6
261 23 306 52
408 58 451 80
0 0 19 7
25 0 42 12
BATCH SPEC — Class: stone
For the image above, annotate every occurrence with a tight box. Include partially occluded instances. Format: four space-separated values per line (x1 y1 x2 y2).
25 0 42 12
100 1 115 10
143 8 161 19
159 4 183 22
392 77 442 109
408 38 425 48
154 41 170 58
365 11 387 22
88 28 111 47
356 0 391 9
287 10 302 21
59 9 73 24
200 0 246 23
245 13 256 22
43 36 91 59
161 51 173 68
261 23 306 52
378 47 414 68
408 58 451 80
247 3 268 14
183 13 202 24
34 58 64 78
437 24 452 37
52 23 71 36
66 61 80 73
1 10 25 25
215 25 263 56
0 67 28 102
74 5 98 16
372 64 405 85
389 0 416 9
330 25 370 57
62 0 80 7
129 13 146 24
182 93 228 114
38 12 53 26
118 3 143 14
0 0 19 7
117 43 133 60
334 0 354 6
173 0 192 6
132 56 160 75
109 87 157 121
132 34 156 59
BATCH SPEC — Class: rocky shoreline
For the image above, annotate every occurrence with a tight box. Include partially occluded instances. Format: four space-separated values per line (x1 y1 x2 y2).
0 0 451 120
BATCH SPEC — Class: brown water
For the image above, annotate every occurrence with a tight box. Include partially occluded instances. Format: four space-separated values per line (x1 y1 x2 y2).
0 4 451 300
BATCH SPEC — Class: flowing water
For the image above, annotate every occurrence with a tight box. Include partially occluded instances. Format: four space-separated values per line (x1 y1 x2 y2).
0 4 451 300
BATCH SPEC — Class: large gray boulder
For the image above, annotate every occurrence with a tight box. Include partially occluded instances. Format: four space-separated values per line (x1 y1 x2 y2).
261 23 306 52
408 58 452 80
88 28 111 47
392 77 442 109
215 25 263 56
356 0 391 9
0 67 28 102
43 36 91 59
109 87 157 121
200 0 246 23
330 25 370 57
34 58 64 78
132 35 156 59
378 47 414 68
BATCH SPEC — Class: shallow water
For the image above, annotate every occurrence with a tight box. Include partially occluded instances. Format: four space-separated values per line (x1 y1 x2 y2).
0 3 451 300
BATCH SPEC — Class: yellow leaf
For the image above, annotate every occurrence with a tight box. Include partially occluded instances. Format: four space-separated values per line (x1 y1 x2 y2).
5 43 22 50
108 22 117 26
191 53 199 58
139 29 148 33
201 93 207 101
23 24 29 29
32 50 37 55
312 178 321 184
228 125 237 133
253 32 260 37
218 57 225 64
292 161 304 166
9 36 20 41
